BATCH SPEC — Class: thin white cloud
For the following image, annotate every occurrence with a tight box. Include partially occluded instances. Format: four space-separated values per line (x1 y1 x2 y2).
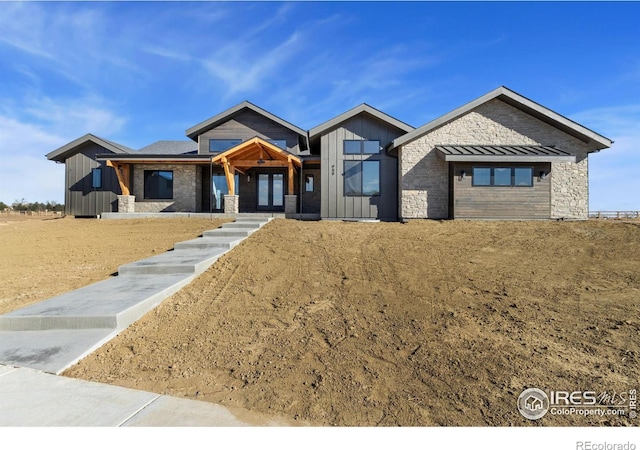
573 104 640 210
202 31 303 96
0 98 127 203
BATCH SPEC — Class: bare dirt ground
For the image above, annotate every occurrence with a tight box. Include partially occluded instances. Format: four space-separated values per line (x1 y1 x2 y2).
0 215 227 315
55 218 639 426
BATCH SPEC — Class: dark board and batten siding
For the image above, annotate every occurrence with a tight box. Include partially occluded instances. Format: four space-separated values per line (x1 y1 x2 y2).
452 162 551 219
65 143 120 216
198 109 302 155
320 115 401 220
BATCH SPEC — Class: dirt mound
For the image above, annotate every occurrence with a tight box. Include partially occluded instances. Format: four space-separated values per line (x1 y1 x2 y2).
62 219 640 426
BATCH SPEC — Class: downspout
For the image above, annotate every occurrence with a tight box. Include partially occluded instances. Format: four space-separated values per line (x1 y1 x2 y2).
210 157 213 221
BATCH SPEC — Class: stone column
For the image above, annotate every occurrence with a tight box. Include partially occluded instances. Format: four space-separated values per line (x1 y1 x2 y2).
117 195 135 213
224 195 239 214
284 195 297 216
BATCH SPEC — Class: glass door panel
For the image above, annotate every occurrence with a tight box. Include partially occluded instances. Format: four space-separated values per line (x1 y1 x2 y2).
272 174 284 207
258 174 270 207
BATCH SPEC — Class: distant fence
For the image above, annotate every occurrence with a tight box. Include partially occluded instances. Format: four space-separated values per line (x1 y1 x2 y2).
589 211 640 219
0 210 63 217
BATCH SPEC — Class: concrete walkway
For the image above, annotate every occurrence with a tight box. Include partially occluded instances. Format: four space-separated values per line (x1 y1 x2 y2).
0 217 283 426
0 364 288 426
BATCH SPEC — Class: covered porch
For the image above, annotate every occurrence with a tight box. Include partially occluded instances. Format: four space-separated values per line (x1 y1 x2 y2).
209 137 302 215
101 138 319 217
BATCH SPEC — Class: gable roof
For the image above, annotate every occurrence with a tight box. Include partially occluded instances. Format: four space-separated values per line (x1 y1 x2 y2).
136 140 197 155
46 133 133 162
185 101 307 141
309 103 414 138
391 86 613 151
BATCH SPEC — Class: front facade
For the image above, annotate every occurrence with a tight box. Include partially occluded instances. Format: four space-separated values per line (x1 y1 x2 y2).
46 87 612 220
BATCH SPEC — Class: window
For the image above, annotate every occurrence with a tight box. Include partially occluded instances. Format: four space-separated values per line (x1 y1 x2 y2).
305 175 314 192
514 168 534 186
494 168 511 186
472 167 533 187
91 167 102 189
473 168 491 186
144 170 173 199
344 161 380 196
267 139 287 150
343 140 380 155
209 139 241 152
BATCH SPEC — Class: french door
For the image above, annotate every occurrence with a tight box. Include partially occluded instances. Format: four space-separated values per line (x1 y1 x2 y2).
257 173 284 211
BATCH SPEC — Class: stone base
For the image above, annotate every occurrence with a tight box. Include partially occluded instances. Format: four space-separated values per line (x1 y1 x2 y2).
224 195 239 214
117 195 135 213
284 195 297 215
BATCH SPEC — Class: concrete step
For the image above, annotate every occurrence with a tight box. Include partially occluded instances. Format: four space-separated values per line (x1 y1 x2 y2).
0 274 194 332
234 217 271 224
221 222 263 229
174 236 245 250
202 228 253 238
118 249 226 276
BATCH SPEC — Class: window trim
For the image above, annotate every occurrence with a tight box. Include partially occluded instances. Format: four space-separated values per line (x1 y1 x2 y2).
471 167 534 187
343 160 380 197
144 170 174 200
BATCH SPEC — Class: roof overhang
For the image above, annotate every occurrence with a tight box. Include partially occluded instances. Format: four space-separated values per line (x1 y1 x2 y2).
186 101 307 143
309 103 414 139
391 87 613 151
435 145 576 163
96 154 212 164
46 134 132 163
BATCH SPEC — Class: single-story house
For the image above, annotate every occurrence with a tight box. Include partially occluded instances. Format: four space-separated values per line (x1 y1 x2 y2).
46 86 612 220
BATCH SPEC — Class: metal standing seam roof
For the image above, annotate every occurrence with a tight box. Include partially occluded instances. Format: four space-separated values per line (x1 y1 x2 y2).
435 145 576 162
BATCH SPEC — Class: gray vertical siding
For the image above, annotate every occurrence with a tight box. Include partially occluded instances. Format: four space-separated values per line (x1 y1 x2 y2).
64 143 119 216
320 114 401 220
198 109 302 155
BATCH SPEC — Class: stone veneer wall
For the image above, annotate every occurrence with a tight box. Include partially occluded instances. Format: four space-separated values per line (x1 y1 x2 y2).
133 164 198 212
399 99 599 220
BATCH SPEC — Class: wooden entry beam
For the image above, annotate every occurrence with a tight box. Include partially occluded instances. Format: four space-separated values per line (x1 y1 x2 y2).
106 160 130 196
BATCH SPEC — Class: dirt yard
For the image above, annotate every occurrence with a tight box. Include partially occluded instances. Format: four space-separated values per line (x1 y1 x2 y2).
1 216 638 426
0 215 228 315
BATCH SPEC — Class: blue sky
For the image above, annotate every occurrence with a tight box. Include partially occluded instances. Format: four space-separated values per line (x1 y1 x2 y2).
0 1 638 210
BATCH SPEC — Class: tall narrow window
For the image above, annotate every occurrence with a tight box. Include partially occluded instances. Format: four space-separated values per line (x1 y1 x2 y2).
91 167 102 189
144 170 173 199
305 175 314 192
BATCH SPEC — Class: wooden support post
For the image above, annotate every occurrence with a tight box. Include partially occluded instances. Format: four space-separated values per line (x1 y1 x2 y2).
287 156 295 195
222 156 235 195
